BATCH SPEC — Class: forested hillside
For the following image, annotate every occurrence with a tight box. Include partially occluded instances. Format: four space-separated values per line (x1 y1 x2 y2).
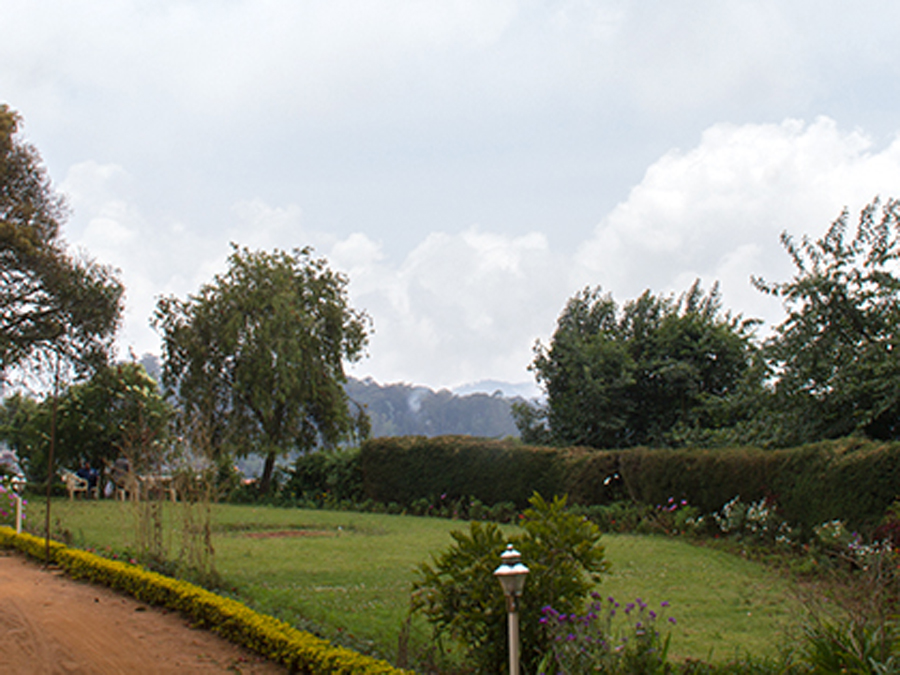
137 355 521 439
345 378 521 438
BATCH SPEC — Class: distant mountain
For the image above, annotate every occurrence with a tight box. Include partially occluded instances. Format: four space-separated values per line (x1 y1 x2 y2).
452 379 541 400
136 354 527 439
346 377 523 439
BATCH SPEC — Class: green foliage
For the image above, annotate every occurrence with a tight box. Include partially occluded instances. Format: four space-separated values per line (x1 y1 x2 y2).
359 435 568 509
412 492 608 673
285 448 364 503
356 436 900 535
154 245 371 494
800 620 900 674
2 362 171 484
0 104 123 377
755 199 900 443
527 280 760 449
0 392 42 478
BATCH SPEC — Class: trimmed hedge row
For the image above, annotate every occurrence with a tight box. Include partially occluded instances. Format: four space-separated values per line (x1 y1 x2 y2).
358 436 900 534
360 436 569 509
0 527 409 675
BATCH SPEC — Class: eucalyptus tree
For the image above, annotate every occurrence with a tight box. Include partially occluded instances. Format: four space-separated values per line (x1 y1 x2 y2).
154 245 371 493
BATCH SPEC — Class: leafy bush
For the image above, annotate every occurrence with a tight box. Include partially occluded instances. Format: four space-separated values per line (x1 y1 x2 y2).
412 492 608 673
573 501 656 533
284 448 363 504
800 619 900 674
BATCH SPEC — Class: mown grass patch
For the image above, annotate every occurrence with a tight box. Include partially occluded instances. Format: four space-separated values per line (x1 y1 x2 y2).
27 498 804 666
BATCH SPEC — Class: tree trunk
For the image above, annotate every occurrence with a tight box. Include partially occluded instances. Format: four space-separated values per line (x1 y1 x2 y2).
258 451 277 495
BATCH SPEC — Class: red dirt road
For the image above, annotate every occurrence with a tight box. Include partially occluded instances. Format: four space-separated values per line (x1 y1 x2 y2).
0 551 287 674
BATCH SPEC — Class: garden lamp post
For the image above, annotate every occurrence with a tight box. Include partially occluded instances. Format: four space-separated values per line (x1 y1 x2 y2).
494 544 529 675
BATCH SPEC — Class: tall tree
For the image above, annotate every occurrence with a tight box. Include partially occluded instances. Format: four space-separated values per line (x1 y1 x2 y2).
522 281 759 448
1 363 170 484
55 362 170 473
755 198 900 442
0 104 123 379
154 245 371 493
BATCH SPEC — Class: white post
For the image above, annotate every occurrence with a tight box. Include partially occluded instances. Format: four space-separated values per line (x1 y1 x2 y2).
15 494 22 534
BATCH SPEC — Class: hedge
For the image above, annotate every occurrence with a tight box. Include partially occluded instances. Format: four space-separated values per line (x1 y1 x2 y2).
359 436 569 508
0 528 409 675
358 436 900 534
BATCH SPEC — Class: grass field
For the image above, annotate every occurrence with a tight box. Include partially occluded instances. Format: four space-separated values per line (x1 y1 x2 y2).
24 498 804 666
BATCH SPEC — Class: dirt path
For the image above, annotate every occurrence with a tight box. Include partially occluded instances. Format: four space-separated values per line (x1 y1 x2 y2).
0 550 287 674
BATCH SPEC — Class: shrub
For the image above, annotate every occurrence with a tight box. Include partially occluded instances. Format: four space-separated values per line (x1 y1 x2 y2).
412 492 608 673
573 501 656 533
285 448 363 504
801 619 900 674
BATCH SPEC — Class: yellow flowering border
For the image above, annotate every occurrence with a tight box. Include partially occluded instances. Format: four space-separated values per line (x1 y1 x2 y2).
0 527 409 674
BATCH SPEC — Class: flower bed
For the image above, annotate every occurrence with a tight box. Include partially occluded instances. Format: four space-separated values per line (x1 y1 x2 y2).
0 527 408 675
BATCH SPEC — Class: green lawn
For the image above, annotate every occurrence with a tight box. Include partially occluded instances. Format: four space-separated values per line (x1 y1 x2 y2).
24 498 803 666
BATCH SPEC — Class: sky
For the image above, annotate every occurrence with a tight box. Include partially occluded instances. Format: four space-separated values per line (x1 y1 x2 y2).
4 1 900 394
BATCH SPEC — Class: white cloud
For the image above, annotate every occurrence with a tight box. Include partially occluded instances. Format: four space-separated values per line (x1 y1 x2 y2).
342 227 566 388
575 117 900 330
229 200 306 252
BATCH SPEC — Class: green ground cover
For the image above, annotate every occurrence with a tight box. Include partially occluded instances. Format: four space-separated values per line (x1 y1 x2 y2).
27 499 803 667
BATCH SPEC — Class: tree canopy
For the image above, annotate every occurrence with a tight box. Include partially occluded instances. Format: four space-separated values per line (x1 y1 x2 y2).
153 245 371 493
755 198 900 442
518 281 760 448
0 105 123 379
521 199 900 450
0 362 170 484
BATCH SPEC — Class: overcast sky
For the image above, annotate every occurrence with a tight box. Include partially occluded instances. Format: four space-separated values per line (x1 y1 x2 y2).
4 1 900 393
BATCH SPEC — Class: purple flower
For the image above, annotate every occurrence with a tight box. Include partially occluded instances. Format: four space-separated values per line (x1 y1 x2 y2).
668 617 678 625
660 601 670 608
